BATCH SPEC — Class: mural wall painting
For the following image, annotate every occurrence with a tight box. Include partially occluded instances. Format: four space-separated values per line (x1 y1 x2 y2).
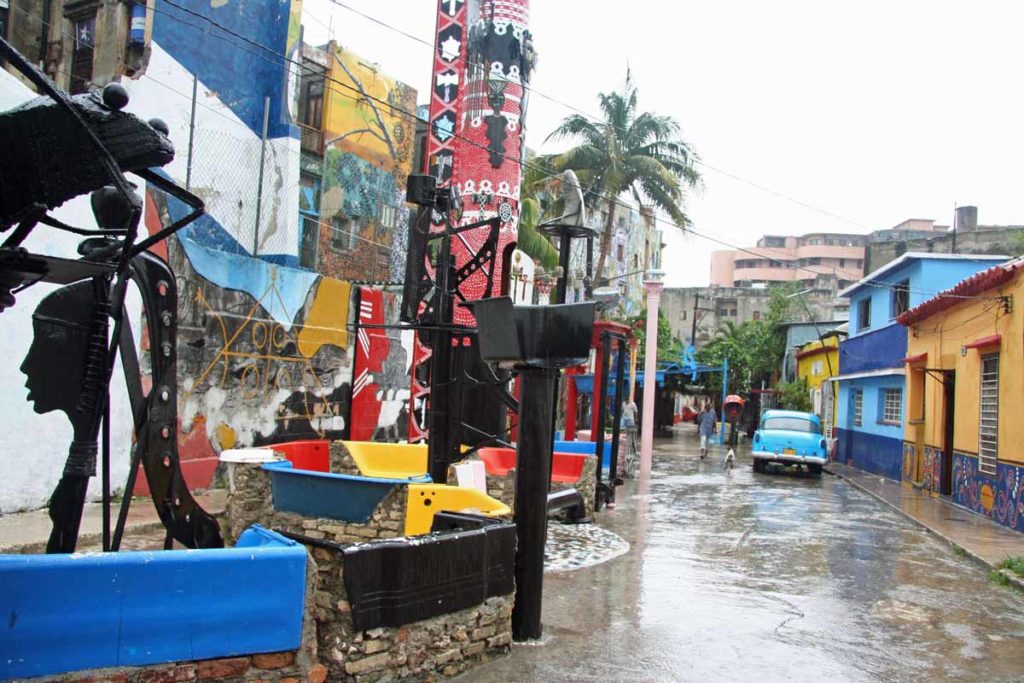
320 45 417 282
350 287 415 442
138 186 357 492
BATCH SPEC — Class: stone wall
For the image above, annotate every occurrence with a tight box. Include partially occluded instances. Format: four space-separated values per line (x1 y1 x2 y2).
223 461 407 546
222 461 514 681
450 454 598 520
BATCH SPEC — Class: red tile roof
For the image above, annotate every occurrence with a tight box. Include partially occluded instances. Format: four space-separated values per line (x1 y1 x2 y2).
897 257 1024 326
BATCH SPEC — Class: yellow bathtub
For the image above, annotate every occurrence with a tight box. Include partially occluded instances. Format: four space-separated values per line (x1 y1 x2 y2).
404 484 512 536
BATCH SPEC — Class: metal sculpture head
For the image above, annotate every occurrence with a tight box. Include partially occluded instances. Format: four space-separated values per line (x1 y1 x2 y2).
22 281 96 432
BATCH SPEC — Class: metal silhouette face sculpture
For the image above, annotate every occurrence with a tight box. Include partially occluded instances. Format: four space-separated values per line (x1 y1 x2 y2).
23 282 97 424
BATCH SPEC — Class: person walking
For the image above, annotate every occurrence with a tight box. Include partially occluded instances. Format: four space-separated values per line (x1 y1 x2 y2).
697 400 717 460
620 397 638 430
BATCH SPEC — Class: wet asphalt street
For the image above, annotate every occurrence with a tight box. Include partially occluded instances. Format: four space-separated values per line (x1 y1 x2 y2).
469 427 1024 682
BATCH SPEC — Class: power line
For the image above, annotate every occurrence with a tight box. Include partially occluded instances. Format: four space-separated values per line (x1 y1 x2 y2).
20 2 1010 304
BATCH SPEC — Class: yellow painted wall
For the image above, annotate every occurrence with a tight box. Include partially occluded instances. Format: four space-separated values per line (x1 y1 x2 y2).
903 271 1023 465
796 337 840 389
322 44 417 173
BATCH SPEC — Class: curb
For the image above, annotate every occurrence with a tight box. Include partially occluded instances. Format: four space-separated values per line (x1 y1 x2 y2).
823 465 995 573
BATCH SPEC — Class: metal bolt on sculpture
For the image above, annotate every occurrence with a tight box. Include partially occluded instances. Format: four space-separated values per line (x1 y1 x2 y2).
0 36 221 552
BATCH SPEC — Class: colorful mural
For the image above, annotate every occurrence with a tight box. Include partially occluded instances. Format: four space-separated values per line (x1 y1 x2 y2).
350 287 415 442
317 45 417 282
140 185 357 492
953 452 1024 532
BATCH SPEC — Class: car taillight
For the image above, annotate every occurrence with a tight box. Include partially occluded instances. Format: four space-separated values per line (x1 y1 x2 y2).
819 438 826 450
754 433 760 443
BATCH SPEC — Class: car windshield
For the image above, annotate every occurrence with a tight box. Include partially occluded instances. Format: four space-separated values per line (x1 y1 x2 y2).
763 417 820 434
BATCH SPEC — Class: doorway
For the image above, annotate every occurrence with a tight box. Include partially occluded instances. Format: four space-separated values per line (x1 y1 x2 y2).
940 370 956 496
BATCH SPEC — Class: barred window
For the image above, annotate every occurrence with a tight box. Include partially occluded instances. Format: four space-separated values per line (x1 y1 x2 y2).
979 353 999 475
852 390 863 428
881 387 902 424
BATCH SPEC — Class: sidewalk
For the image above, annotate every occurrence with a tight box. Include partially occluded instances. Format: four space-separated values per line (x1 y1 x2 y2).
0 490 226 553
826 462 1024 569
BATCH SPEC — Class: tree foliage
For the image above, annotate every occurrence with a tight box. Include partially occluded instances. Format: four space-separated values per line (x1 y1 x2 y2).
630 309 679 362
693 285 798 392
546 69 700 283
777 378 813 412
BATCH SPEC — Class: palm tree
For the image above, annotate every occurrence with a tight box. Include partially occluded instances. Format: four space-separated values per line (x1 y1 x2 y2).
546 70 700 284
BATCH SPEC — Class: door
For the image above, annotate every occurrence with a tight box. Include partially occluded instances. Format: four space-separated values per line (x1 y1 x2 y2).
940 371 956 496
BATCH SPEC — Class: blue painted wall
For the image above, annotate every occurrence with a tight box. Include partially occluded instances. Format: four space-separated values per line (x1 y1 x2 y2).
153 0 297 140
846 256 1008 336
835 426 903 481
0 526 307 680
836 374 906 440
839 324 907 374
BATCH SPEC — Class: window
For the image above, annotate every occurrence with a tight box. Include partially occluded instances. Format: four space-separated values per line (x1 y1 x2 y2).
730 308 737 316
811 360 824 376
852 390 863 427
839 259 846 268
299 215 320 270
70 16 96 94
880 387 902 424
680 311 687 320
298 65 326 129
616 244 624 262
331 217 358 251
891 279 910 318
856 298 871 331
752 310 761 321
979 353 999 475
763 416 821 434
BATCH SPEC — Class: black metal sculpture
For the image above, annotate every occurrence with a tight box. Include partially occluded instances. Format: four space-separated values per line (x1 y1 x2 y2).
0 36 220 552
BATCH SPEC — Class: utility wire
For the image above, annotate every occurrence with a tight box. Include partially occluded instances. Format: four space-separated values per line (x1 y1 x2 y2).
27 0 1009 303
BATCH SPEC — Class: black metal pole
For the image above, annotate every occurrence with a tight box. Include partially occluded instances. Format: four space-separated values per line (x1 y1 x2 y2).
608 337 627 499
555 235 571 305
101 393 110 551
593 332 612 511
427 226 455 483
512 365 557 642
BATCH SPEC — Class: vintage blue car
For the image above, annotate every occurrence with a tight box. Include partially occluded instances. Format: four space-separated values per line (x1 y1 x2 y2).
751 410 827 475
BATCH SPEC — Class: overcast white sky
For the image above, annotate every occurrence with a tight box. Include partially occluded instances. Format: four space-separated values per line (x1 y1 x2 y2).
303 0 1024 287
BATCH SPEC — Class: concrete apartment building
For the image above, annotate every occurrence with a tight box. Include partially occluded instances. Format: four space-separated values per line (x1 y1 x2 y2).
865 208 1024 273
661 285 844 347
711 232 868 291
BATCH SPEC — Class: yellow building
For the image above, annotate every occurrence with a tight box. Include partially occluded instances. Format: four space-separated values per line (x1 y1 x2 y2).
898 257 1024 533
795 332 843 436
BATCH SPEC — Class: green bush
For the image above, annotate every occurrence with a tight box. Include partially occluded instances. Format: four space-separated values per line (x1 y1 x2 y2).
777 379 813 412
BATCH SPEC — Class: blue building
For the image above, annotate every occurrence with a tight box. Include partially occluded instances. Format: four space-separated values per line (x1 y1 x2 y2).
835 253 1008 480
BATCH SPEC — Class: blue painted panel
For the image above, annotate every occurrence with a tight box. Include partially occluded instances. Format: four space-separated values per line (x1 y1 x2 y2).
0 525 306 680
835 427 903 481
153 0 296 139
264 460 405 521
839 324 907 374
836 375 905 439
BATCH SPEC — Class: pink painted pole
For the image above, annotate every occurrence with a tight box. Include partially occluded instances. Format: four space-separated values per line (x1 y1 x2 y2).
640 272 665 479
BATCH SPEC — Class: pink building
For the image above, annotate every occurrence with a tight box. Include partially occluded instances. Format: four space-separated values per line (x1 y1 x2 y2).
711 232 868 291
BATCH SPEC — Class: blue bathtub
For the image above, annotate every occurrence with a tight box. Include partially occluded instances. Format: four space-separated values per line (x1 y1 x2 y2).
264 459 410 522
0 525 307 680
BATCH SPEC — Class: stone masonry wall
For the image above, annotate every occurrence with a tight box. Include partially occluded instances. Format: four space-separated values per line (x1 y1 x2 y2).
330 441 363 476
224 461 408 546
449 454 597 520
223 461 514 682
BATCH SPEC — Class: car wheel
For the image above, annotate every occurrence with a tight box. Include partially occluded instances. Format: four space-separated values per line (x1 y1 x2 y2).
809 464 822 476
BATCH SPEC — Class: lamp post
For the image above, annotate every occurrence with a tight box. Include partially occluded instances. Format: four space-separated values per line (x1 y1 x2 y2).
639 269 664 479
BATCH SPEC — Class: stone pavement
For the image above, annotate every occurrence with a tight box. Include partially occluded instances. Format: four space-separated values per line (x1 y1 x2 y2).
0 489 226 553
825 462 1024 568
